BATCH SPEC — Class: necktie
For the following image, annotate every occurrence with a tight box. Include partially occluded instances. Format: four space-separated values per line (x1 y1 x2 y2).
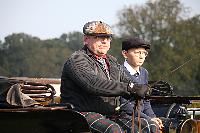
97 58 110 79
133 72 139 77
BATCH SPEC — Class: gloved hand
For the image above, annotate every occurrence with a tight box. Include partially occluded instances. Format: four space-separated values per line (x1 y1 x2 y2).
127 82 152 98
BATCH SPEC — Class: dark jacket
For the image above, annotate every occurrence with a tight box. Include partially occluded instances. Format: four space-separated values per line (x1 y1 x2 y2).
60 46 131 115
120 66 156 120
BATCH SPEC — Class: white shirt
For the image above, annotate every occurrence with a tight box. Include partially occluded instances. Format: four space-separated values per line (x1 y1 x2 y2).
123 61 140 76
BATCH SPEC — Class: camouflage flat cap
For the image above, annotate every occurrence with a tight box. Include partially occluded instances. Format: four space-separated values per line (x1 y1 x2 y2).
83 21 113 37
122 37 151 50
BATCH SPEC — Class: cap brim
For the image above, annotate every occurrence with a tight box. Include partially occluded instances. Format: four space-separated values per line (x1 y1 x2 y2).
86 33 112 38
95 34 112 37
140 44 150 49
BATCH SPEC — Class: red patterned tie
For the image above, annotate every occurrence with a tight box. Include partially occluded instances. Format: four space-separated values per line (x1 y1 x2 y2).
97 57 110 79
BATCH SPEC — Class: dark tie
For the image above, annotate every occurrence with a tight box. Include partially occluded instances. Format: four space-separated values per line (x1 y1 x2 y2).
133 72 139 77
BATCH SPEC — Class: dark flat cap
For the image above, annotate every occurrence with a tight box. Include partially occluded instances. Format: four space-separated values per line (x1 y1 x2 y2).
122 37 151 51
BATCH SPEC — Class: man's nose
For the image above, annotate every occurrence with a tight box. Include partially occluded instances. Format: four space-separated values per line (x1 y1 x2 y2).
139 54 145 58
101 38 109 43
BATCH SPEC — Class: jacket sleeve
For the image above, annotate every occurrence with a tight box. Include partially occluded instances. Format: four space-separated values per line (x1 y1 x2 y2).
120 98 155 121
135 111 152 121
63 53 130 97
142 100 156 118
120 98 153 121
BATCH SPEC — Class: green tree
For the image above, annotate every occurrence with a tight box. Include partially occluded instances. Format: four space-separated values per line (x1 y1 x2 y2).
116 0 200 95
60 32 83 51
0 33 72 78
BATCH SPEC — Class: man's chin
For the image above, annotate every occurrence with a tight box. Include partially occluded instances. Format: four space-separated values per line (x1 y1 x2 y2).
138 63 143 66
98 51 108 55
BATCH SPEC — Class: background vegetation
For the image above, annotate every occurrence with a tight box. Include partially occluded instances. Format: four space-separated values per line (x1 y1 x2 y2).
0 0 199 96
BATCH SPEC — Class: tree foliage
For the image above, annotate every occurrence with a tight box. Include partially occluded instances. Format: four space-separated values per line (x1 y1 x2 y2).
0 33 79 78
0 0 199 95
115 0 200 95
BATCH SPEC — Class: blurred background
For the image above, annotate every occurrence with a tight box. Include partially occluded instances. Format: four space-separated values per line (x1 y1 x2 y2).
0 0 200 96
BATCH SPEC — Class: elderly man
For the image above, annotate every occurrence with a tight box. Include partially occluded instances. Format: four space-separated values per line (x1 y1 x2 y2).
60 21 150 133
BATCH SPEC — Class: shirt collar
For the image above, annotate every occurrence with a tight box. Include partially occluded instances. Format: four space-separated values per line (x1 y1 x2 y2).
123 60 140 75
93 54 107 59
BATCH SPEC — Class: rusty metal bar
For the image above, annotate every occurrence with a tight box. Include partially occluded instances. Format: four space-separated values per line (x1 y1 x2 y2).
22 86 48 90
21 90 52 94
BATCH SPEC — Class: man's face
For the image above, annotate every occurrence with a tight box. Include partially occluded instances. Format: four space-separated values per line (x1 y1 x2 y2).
84 35 111 56
122 47 148 68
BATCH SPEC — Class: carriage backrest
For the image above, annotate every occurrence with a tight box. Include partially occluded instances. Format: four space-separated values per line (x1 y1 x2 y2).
20 81 56 105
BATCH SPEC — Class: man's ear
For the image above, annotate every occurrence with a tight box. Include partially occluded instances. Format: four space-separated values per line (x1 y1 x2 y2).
122 50 128 59
83 35 89 45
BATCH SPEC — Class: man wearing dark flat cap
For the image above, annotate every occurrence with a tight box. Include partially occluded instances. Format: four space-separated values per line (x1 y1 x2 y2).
118 37 164 132
60 21 151 133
